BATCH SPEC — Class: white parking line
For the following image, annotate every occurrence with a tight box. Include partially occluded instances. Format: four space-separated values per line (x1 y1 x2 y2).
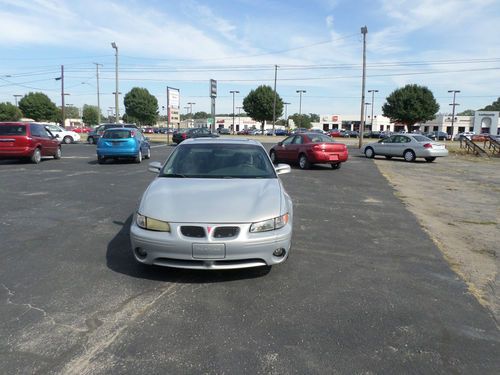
151 144 168 149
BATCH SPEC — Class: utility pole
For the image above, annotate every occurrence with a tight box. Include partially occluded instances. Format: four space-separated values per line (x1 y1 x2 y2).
13 94 22 106
94 63 103 124
358 26 368 148
236 106 242 130
230 90 239 134
61 65 65 127
448 90 460 131
283 102 290 129
368 89 378 129
272 65 278 135
111 42 119 123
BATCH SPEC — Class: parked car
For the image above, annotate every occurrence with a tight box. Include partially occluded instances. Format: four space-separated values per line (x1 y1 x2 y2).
269 132 348 170
453 131 475 141
96 128 150 164
142 127 154 134
44 123 81 144
217 128 231 135
379 131 392 139
130 138 293 270
87 123 139 144
172 127 219 144
68 126 92 134
426 131 451 141
0 122 61 164
346 130 359 138
361 134 448 162
327 129 343 137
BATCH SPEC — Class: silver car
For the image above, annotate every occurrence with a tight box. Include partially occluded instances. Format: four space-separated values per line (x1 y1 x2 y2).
361 134 448 162
130 138 293 270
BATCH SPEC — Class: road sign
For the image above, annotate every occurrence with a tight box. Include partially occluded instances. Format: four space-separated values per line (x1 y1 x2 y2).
210 79 217 98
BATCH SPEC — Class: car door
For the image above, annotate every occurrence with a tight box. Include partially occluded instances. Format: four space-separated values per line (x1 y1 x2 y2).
287 135 304 161
391 135 411 156
274 136 294 161
373 135 395 155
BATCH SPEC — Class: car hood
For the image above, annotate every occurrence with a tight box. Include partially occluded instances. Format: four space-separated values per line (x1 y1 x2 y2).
139 178 284 223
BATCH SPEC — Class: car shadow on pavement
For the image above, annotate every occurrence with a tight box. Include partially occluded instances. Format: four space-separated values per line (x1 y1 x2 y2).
106 215 272 284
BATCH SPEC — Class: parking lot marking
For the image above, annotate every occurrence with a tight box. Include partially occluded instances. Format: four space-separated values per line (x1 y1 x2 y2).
150 144 167 149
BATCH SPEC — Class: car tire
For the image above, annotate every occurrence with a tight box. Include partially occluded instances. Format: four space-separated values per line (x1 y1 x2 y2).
269 150 278 164
425 157 436 163
385 155 392 159
135 150 142 163
364 147 375 158
63 136 73 144
97 155 105 164
298 154 310 169
331 163 341 170
31 148 42 164
87 137 94 144
54 147 62 159
403 149 416 162
145 147 151 159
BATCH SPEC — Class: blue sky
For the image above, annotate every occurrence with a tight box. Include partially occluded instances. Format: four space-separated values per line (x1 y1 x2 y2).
0 0 499 119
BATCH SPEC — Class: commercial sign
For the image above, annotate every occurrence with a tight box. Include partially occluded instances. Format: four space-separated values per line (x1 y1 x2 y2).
167 87 180 108
210 79 217 98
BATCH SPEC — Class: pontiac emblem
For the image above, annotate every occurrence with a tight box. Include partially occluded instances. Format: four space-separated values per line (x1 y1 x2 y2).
207 226 212 234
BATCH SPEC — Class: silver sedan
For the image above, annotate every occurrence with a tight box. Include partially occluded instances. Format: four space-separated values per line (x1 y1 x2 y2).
130 138 293 270
361 134 449 162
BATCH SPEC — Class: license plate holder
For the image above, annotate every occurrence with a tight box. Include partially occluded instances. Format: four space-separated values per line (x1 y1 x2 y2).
192 243 226 259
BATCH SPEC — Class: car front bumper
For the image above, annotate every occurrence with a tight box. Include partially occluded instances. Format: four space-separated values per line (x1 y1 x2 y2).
130 219 293 270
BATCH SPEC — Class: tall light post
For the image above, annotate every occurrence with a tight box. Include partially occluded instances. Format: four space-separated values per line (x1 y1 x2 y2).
448 90 460 131
364 102 371 131
93 63 103 124
111 42 119 123
358 25 368 148
187 102 195 126
368 89 378 129
13 95 22 106
296 90 306 128
230 90 239 134
283 102 291 128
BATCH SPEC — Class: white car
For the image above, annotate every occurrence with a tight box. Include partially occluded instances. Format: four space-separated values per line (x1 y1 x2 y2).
453 131 475 141
44 124 81 144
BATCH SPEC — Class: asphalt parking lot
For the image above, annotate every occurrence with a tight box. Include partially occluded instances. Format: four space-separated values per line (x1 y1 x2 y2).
1 143 499 374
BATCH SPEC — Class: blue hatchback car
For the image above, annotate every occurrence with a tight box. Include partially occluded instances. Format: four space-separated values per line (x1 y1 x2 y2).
96 128 151 164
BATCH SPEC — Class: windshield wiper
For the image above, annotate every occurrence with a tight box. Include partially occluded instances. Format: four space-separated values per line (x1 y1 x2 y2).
161 173 186 178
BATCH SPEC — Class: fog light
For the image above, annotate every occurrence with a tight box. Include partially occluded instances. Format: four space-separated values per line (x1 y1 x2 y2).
135 247 147 259
273 248 286 257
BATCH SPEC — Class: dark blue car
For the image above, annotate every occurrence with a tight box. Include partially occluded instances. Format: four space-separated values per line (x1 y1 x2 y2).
96 128 151 164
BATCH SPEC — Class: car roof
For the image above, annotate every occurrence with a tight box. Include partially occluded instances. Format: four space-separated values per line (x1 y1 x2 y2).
184 138 261 146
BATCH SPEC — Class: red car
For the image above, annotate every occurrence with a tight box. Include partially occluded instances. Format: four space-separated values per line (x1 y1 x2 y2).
0 122 61 164
269 132 348 169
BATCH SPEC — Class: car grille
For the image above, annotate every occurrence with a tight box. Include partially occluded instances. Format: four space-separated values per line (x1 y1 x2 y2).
213 226 240 238
180 226 205 238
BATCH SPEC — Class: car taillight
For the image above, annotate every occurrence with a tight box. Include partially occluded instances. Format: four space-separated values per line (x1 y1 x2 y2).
182 133 187 139
423 143 433 149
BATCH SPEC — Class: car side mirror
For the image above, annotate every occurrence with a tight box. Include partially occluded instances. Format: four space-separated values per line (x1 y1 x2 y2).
55 134 60 138
148 161 162 174
275 163 291 175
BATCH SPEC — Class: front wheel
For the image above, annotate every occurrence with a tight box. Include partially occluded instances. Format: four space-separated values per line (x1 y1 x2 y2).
269 150 277 164
298 154 310 169
97 155 105 164
63 136 73 144
144 147 151 159
31 148 42 164
54 147 61 159
425 157 436 163
364 147 375 158
403 149 416 162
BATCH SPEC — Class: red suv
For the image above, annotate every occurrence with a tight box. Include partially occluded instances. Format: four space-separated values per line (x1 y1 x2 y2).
0 122 61 164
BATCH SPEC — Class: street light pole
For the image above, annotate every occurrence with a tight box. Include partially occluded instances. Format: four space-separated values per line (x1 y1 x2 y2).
296 90 306 128
230 90 239 134
187 102 195 126
283 102 290 129
13 95 22 106
368 89 378 129
111 42 119 123
364 102 371 127
448 90 460 131
94 63 103 124
358 26 368 148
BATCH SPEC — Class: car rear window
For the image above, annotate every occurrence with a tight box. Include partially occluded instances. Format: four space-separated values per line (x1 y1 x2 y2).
308 134 334 143
413 135 432 142
0 125 26 136
103 130 131 139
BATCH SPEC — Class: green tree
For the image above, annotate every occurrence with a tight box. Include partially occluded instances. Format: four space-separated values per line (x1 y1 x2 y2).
480 97 500 111
82 105 100 125
457 109 475 116
123 87 158 125
242 85 284 133
382 84 439 130
65 105 80 119
18 92 58 122
0 102 23 121
309 113 320 122
193 111 209 119
290 113 312 129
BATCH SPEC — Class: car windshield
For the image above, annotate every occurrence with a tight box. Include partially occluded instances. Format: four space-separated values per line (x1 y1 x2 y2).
413 135 432 142
103 129 131 139
160 143 276 179
0 125 26 135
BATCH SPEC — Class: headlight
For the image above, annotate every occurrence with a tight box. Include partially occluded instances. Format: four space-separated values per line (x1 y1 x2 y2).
250 213 289 233
136 213 171 232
